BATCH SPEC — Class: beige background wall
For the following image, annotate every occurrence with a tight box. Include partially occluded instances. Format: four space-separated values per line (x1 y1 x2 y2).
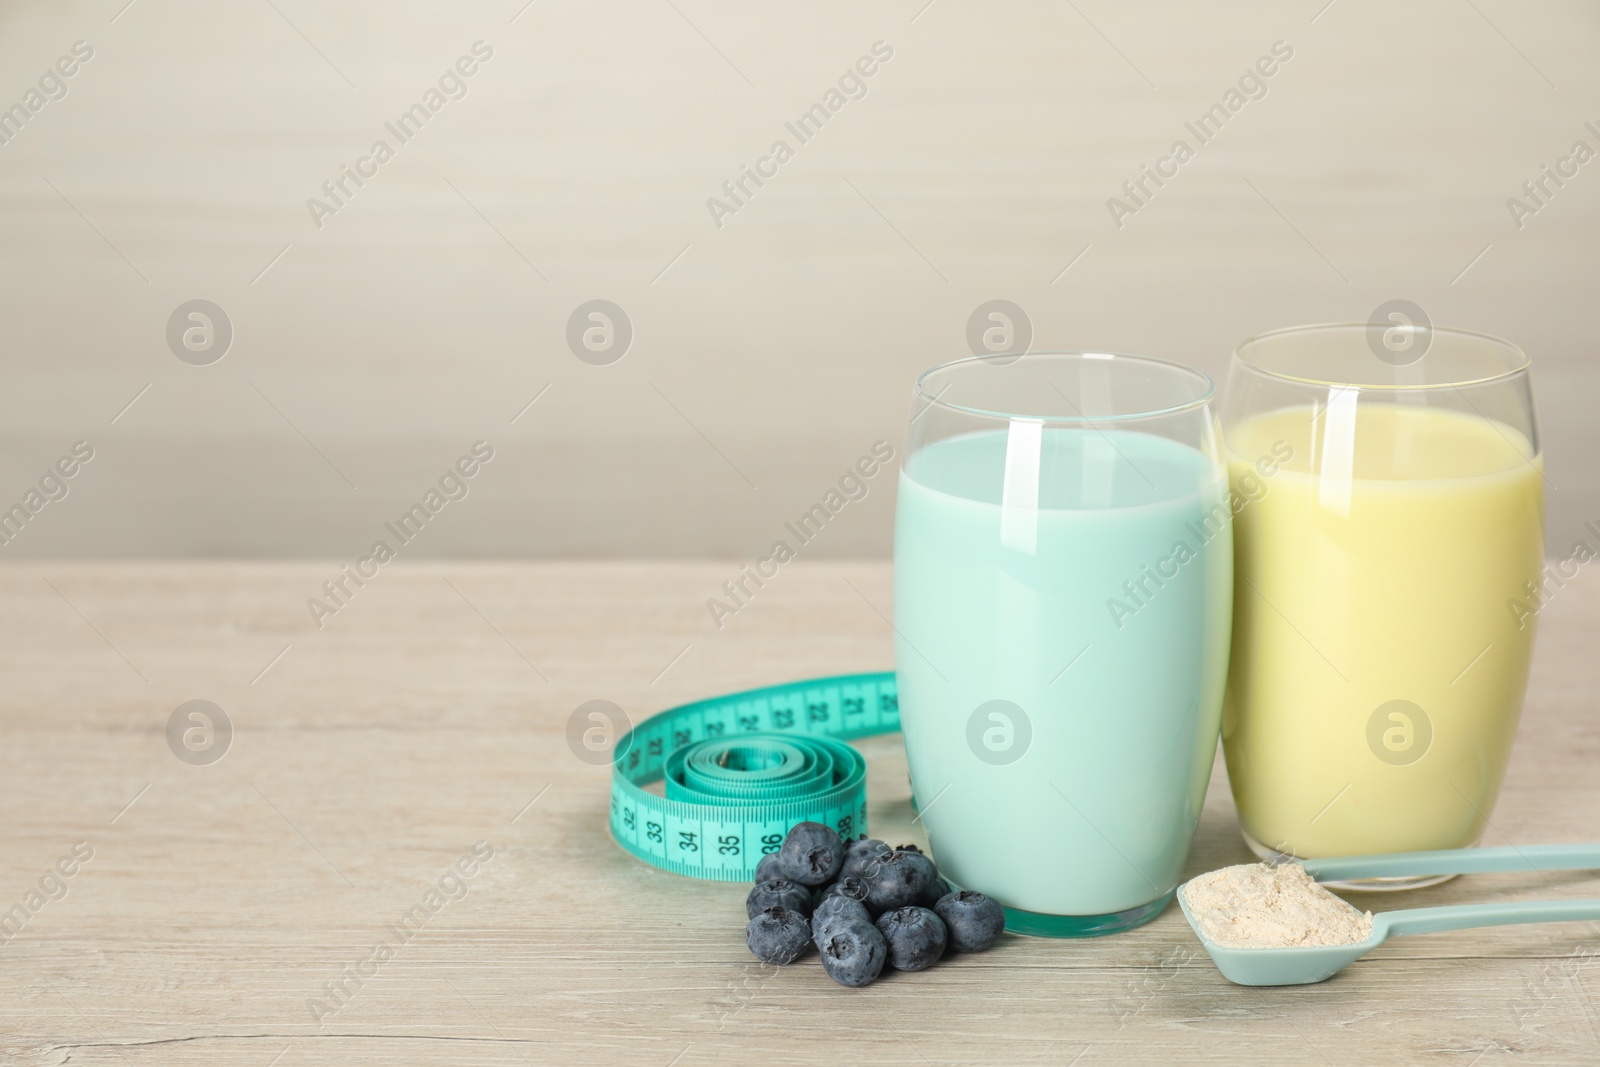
0 0 1595 559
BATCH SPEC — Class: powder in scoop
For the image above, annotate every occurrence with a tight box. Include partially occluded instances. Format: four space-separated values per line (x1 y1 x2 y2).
1181 862 1374 948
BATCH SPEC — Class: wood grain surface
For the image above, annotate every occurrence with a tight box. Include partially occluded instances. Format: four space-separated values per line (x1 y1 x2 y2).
0 559 1597 1064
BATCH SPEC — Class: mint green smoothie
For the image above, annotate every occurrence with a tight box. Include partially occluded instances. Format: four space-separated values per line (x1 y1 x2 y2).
893 425 1231 927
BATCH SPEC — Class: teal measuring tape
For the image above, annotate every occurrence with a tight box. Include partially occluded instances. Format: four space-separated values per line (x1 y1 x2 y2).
610 672 900 881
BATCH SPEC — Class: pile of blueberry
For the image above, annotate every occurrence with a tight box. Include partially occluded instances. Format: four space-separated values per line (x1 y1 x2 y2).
744 821 1005 987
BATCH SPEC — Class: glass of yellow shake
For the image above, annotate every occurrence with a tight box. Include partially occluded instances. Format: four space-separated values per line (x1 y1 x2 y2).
1221 322 1543 889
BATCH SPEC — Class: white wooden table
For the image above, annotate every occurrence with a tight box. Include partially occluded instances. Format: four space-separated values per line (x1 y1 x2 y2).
1 561 1597 1064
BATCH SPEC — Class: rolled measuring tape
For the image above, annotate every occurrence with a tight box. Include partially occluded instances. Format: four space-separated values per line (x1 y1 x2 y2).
609 671 900 881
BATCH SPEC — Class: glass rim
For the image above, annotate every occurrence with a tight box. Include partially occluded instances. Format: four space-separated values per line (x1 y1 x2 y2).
912 351 1217 424
1232 322 1532 391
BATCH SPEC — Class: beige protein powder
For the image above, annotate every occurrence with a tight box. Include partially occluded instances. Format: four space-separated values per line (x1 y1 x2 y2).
1182 862 1374 948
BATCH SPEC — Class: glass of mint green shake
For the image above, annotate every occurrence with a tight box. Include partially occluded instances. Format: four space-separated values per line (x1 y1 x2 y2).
893 352 1231 936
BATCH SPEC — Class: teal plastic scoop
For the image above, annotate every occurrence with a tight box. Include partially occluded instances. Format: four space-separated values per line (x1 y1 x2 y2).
1178 844 1600 987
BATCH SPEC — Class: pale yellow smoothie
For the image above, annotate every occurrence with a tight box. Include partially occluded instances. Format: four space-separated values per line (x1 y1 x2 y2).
1224 403 1543 857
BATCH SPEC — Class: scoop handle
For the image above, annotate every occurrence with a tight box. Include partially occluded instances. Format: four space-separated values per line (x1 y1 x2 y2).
1300 844 1600 883
1377 899 1600 940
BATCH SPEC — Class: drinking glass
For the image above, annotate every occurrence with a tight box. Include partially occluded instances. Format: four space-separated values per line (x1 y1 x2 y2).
893 352 1232 936
1221 323 1543 889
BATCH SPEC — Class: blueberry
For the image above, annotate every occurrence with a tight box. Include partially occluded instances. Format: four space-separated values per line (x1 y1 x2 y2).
818 919 887 987
746 879 812 920
818 874 870 906
862 849 938 913
916 874 953 910
746 905 812 965
753 853 784 883
811 895 872 944
841 837 892 880
776 822 844 887
875 906 948 972
934 891 1005 952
